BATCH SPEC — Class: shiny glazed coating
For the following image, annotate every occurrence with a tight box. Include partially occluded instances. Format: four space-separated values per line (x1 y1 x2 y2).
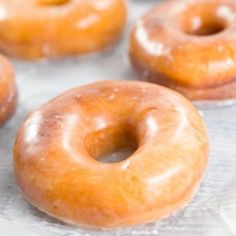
0 0 126 59
130 0 236 100
0 55 17 126
14 81 209 229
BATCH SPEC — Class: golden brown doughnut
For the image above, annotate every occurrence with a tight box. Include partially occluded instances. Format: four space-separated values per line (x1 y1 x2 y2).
129 0 236 100
0 0 127 59
14 80 209 229
0 55 17 126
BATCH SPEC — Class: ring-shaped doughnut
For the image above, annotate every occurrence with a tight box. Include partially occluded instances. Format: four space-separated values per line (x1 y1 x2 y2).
0 0 126 59
130 0 236 100
14 81 209 229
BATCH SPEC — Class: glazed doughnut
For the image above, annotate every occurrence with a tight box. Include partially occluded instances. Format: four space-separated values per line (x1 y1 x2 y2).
0 55 17 126
14 81 209 229
0 0 126 59
129 0 236 100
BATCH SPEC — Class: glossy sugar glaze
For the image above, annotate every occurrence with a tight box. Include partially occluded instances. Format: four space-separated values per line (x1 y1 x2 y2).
0 0 126 59
14 80 209 229
130 0 236 100
0 55 17 126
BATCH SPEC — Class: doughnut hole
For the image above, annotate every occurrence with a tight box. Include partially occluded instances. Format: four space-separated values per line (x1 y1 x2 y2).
181 3 227 36
84 125 139 163
37 0 70 6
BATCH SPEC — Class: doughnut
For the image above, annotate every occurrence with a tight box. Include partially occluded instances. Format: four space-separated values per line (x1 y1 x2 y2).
14 80 209 229
0 0 127 59
129 0 236 100
0 55 17 126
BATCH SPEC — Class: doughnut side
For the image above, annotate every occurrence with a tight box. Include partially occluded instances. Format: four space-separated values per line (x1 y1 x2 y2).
0 56 17 126
0 84 17 126
16 176 206 230
131 57 236 101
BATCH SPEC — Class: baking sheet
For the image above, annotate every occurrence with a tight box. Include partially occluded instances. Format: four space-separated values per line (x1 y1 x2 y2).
0 0 236 235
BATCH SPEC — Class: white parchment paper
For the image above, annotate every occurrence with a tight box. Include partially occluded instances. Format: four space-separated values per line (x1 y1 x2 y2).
0 0 236 235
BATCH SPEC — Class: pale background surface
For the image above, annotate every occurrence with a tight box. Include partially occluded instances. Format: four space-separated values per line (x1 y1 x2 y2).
0 0 236 235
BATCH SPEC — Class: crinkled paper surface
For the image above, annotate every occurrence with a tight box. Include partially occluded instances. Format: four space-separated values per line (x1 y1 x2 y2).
0 0 236 235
